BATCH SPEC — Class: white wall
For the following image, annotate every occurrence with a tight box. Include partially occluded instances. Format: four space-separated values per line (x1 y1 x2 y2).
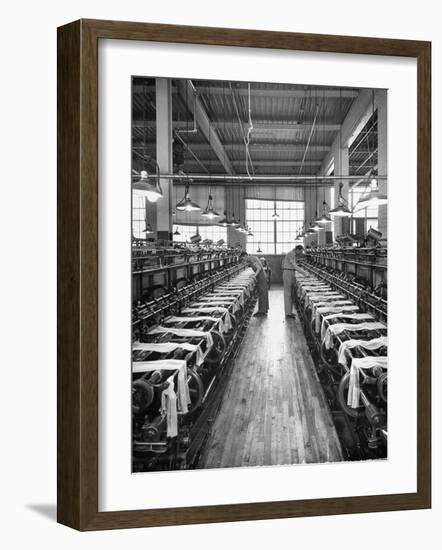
1 1 440 548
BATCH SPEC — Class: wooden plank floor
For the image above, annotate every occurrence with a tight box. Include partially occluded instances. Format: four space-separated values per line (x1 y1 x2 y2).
198 285 343 469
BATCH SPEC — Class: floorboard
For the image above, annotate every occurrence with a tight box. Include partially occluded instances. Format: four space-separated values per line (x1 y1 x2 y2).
198 285 343 469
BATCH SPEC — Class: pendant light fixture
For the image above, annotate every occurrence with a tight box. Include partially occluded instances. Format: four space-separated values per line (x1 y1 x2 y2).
142 222 154 234
133 168 163 203
175 181 201 212
316 199 332 223
354 91 387 212
201 191 220 219
228 213 240 228
133 80 163 203
310 183 322 230
311 222 322 232
225 187 239 227
257 243 262 254
329 88 352 220
173 226 181 236
236 220 248 233
315 91 332 225
329 182 352 217
354 177 388 212
271 184 279 219
217 210 230 227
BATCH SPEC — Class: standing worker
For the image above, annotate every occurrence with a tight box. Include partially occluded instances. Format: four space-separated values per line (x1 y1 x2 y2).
240 252 269 317
282 245 306 319
259 257 272 289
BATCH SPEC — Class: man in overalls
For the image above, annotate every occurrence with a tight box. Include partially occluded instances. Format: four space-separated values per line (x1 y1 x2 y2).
240 252 269 317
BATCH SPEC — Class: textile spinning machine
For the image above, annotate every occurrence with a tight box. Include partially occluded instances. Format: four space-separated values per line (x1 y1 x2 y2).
132 245 241 304
296 249 388 460
131 262 257 471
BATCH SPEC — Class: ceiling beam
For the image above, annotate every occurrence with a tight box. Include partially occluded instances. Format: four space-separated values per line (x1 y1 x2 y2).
184 160 322 168
212 121 341 132
132 120 340 132
196 86 358 99
132 143 331 153
175 79 234 174
133 84 358 99
195 143 331 153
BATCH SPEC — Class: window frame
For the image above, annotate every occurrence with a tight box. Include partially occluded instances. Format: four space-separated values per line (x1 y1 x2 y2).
246 198 305 255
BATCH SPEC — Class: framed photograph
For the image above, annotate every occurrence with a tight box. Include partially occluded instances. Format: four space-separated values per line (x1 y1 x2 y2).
57 19 431 530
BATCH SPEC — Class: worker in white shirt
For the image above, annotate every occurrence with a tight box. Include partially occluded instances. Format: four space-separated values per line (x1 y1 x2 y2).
240 252 269 317
282 245 306 318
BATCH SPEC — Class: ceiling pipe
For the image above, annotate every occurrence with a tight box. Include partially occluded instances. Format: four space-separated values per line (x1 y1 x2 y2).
139 172 387 182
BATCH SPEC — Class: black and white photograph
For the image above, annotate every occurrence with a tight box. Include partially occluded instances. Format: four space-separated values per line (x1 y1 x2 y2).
131 76 388 472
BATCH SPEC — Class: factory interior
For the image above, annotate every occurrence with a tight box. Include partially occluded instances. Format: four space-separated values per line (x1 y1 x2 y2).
131 77 388 472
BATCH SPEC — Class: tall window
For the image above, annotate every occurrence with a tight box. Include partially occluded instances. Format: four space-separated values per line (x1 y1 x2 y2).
172 225 227 244
246 199 304 254
350 187 378 232
132 195 146 239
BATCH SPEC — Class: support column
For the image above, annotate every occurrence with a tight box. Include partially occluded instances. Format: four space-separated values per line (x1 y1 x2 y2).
156 78 173 241
375 90 388 239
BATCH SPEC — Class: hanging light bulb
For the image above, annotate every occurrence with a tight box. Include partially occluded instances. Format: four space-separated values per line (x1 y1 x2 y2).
201 193 220 219
175 182 201 212
228 213 240 228
235 216 248 232
217 211 230 227
133 170 163 203
257 244 262 253
142 222 154 234
329 182 352 218
353 177 388 211
316 200 332 223
310 217 322 230
173 226 181 236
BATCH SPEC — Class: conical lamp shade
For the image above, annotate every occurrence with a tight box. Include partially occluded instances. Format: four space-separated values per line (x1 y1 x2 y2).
217 211 230 227
142 223 154 234
201 194 220 219
133 170 163 202
353 179 387 212
316 201 332 223
176 186 201 212
228 214 240 227
329 202 352 218
317 213 332 223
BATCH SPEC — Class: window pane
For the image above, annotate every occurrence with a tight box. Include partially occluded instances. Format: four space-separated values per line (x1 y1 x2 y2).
132 194 146 239
246 198 304 255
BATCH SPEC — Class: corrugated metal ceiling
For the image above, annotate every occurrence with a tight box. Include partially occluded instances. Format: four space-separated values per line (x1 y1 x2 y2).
132 77 376 178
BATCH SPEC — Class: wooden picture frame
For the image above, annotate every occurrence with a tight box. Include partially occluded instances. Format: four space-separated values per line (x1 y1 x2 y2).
57 19 431 531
